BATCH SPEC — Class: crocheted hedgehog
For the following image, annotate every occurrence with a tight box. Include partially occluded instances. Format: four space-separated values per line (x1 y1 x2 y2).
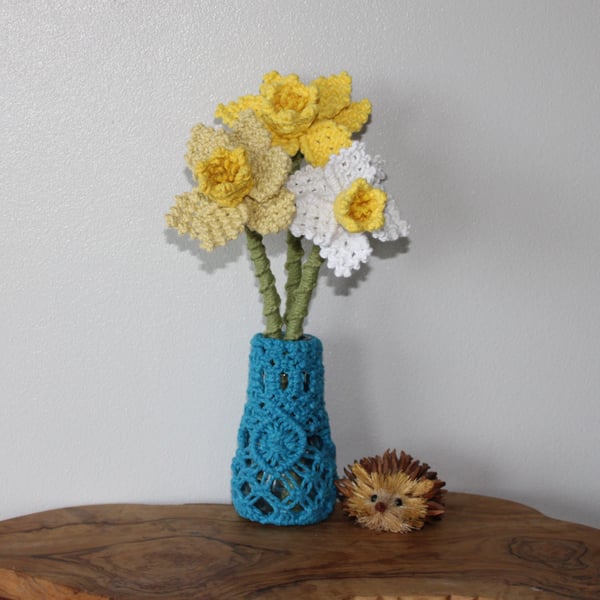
335 449 446 533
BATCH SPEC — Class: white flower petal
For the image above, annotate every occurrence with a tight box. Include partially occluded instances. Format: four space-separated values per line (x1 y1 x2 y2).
287 163 328 194
289 189 338 245
288 142 407 277
371 154 387 186
288 164 338 245
319 229 372 277
325 142 380 190
372 195 409 242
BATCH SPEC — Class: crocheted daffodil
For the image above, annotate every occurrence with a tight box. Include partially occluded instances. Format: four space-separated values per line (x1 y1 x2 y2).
166 111 294 250
216 71 371 167
167 71 409 340
287 142 408 277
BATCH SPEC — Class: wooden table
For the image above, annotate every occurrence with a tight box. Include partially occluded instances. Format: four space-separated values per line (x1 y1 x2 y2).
0 493 598 599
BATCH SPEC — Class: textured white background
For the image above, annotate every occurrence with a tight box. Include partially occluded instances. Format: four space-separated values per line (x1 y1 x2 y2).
2 1 599 527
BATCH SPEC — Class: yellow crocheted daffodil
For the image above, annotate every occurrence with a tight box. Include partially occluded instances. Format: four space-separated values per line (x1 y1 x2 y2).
216 71 371 167
333 178 387 233
166 111 294 251
261 72 319 140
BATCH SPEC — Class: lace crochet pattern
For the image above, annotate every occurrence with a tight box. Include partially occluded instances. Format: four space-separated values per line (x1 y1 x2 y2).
288 142 409 277
231 334 337 525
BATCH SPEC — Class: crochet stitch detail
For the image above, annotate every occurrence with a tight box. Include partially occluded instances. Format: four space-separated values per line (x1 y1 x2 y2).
231 334 337 525
166 190 248 251
216 71 371 167
288 142 408 277
166 111 293 250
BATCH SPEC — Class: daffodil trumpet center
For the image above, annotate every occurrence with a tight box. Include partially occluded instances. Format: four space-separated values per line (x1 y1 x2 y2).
261 75 319 137
195 146 254 208
333 178 387 233
273 81 310 113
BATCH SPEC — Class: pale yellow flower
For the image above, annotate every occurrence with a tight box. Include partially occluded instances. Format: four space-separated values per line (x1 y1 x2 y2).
216 71 371 167
195 146 254 208
166 111 294 250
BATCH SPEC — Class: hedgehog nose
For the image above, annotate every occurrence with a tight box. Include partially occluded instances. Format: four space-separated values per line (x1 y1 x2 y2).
375 501 387 513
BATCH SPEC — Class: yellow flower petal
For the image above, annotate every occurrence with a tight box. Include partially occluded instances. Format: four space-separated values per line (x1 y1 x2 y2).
195 146 254 208
333 178 386 233
333 98 372 133
299 120 352 167
249 146 292 203
245 188 295 235
228 110 272 155
259 72 318 137
262 70 283 86
165 190 248 251
270 132 300 157
185 124 230 173
215 94 266 127
312 71 352 120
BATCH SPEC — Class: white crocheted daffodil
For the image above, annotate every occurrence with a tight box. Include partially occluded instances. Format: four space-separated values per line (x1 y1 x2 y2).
287 142 408 277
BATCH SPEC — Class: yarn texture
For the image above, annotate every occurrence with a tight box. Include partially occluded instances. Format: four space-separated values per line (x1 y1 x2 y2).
166 111 294 250
166 70 409 338
231 334 337 525
288 141 409 277
165 71 410 525
216 71 371 166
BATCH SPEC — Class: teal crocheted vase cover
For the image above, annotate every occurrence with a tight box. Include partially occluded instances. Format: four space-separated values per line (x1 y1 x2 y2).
231 334 337 525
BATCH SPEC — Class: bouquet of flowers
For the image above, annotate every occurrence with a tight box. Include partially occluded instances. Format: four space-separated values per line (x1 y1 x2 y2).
166 71 408 340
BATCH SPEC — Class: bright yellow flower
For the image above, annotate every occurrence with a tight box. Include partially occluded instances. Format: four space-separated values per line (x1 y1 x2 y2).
260 72 319 140
166 111 294 250
333 178 387 233
216 71 371 167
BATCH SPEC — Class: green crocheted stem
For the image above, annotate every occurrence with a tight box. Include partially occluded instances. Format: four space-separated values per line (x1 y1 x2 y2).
245 227 283 339
283 232 304 330
284 243 324 340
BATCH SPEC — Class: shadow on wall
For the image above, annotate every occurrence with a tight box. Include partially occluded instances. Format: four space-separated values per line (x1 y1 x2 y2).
164 226 245 274
324 236 411 297
324 335 381 471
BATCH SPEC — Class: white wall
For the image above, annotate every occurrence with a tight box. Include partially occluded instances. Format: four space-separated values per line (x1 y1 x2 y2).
2 1 599 527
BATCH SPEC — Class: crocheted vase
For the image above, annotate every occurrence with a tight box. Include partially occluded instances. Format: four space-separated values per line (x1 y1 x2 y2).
231 334 337 525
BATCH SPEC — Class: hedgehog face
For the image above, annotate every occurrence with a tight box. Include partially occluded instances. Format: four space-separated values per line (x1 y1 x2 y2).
343 465 434 533
335 449 446 533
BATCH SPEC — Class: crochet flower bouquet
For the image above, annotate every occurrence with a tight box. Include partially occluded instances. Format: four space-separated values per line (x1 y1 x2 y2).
166 71 408 525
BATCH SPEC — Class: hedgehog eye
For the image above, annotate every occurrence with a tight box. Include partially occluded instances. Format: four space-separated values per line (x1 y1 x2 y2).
370 494 378 502
394 498 403 507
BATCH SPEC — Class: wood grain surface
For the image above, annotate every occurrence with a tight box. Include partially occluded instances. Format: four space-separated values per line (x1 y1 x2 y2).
0 493 598 599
